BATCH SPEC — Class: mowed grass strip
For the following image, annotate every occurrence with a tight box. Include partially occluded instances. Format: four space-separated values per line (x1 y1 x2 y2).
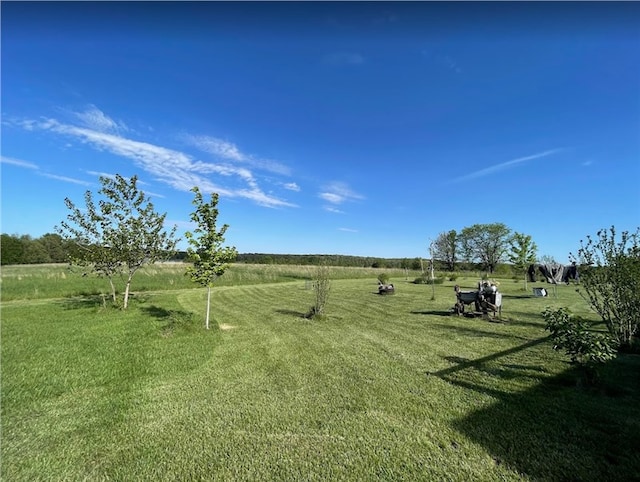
2 276 639 481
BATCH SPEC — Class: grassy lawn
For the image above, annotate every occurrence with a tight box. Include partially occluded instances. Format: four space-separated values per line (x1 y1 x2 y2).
2 266 639 480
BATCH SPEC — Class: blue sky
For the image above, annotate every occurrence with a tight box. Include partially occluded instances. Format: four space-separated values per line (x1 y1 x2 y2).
2 2 639 262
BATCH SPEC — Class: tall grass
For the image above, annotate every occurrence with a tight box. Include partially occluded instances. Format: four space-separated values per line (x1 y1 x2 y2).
0 262 420 302
2 267 639 480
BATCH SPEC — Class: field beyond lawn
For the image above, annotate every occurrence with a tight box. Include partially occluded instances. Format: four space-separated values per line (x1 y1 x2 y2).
2 265 639 481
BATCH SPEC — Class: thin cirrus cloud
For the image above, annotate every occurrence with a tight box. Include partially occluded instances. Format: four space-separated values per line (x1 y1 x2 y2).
1 155 93 186
450 149 564 183
1 155 39 170
10 109 297 209
183 134 292 176
319 181 364 212
74 104 128 133
40 172 94 186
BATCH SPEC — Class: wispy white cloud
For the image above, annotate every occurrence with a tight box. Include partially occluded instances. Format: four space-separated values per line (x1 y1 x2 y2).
324 206 345 214
40 172 94 186
338 227 358 233
319 181 365 205
184 134 291 176
1 155 92 186
15 116 296 209
323 52 365 66
283 182 301 192
75 105 128 133
450 149 563 183
1 156 39 169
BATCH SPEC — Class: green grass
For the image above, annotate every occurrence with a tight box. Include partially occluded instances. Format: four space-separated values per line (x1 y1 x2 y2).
2 266 639 480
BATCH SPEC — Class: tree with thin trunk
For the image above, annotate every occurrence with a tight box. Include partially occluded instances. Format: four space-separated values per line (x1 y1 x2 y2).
508 232 538 290
57 174 179 309
185 187 237 330
432 230 458 271
459 223 512 273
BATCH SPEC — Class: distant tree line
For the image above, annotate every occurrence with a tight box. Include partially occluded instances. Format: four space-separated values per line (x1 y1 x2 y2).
0 238 424 270
2 232 527 276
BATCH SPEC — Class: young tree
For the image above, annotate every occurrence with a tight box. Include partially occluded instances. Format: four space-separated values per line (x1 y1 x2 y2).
307 262 331 319
508 232 538 290
432 230 458 271
185 187 237 330
538 254 558 266
571 226 640 350
57 174 179 309
459 223 512 273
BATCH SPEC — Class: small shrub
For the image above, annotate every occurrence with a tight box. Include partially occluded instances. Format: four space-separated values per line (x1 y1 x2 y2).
307 264 330 319
377 273 390 284
543 307 616 385
449 273 458 282
571 226 640 350
413 275 444 285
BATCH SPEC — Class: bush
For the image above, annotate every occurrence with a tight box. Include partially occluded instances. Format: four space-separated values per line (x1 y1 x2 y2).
307 264 331 319
448 273 458 282
571 226 640 350
377 273 390 284
413 275 444 285
543 307 616 384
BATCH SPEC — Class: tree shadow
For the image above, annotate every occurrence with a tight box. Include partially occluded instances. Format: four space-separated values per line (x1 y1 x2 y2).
140 305 200 335
431 338 640 480
58 295 109 310
429 323 531 341
274 309 308 318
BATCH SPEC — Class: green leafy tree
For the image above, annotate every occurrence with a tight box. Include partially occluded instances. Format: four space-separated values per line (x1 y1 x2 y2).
39 233 68 263
57 174 179 309
23 239 51 264
508 232 538 290
432 230 458 271
459 223 512 273
185 187 237 330
1 234 25 265
571 226 640 350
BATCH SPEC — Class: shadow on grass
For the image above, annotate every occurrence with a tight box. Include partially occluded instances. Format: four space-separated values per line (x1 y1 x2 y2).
432 338 640 480
430 323 531 341
501 294 535 299
59 294 109 309
274 309 308 318
140 305 200 335
59 292 152 310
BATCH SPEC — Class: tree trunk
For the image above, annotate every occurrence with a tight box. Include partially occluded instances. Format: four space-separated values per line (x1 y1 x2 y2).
108 277 117 303
123 279 131 309
205 285 211 330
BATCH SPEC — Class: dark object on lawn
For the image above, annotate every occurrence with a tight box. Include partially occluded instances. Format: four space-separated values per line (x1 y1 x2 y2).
378 282 395 295
533 287 548 297
527 263 579 284
453 282 502 319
